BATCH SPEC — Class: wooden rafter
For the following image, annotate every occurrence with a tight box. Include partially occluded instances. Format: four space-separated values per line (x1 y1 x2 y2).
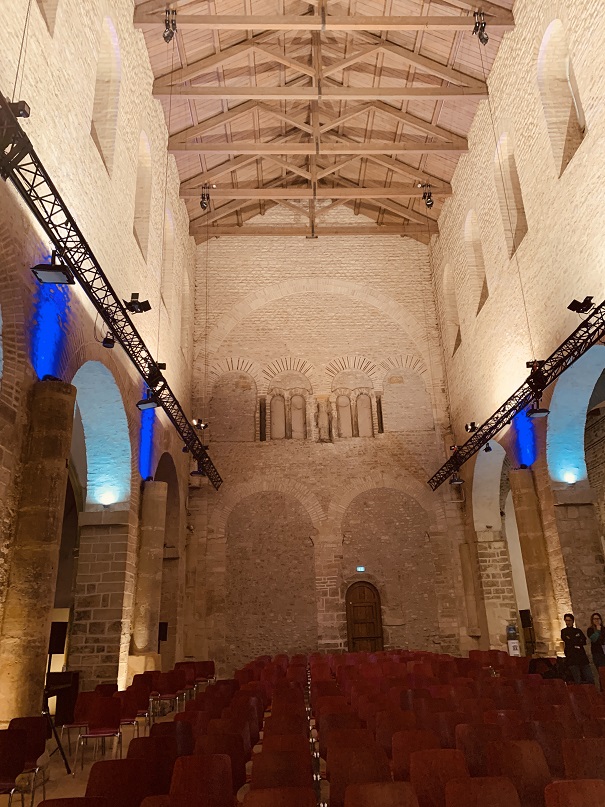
196 223 439 240
169 140 467 155
181 185 451 199
154 85 488 100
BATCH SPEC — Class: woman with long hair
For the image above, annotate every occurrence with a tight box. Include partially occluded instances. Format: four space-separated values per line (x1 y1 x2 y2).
587 612 605 671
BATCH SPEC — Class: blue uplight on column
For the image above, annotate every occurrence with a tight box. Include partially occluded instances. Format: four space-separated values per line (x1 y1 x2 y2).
30 280 71 378
512 410 537 467
139 389 156 479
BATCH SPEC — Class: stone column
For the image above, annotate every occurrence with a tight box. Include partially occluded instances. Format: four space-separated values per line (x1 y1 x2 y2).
315 525 345 652
474 529 517 649
552 481 605 629
459 542 481 639
0 379 76 723
129 481 167 673
509 468 559 654
69 508 138 690
185 479 209 660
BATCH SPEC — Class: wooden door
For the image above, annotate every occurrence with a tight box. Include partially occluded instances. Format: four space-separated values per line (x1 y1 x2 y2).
346 582 384 652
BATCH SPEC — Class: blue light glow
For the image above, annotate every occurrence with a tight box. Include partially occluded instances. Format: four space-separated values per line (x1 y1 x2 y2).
139 398 155 479
512 410 537 467
30 281 71 378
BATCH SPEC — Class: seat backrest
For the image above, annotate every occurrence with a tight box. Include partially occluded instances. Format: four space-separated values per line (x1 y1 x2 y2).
562 737 605 779
127 735 178 795
243 787 316 807
392 730 441 781
544 779 605 807
39 800 108 807
71 691 100 724
174 709 210 739
454 723 502 777
170 753 233 807
95 684 118 697
329 745 391 807
530 720 574 778
262 734 310 755
150 719 194 756
375 710 417 758
251 750 313 790
85 758 156 807
433 713 469 749
410 749 469 807
87 696 121 732
263 713 308 738
487 740 552 807
344 781 419 807
325 729 375 773
445 777 520 807
195 733 246 792
8 716 48 763
0 729 28 783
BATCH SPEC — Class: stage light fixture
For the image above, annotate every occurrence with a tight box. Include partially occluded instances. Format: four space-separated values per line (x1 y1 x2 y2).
31 251 75 285
124 293 151 314
163 9 177 43
449 473 464 485
450 445 460 452
200 183 215 211
527 402 549 419
484 444 493 453
192 418 209 430
473 11 489 46
465 422 477 433
567 296 594 314
190 461 206 477
421 183 434 208
136 390 159 411
7 98 30 118
102 332 115 349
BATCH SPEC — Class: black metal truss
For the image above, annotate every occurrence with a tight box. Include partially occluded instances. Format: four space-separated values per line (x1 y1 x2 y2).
428 298 605 490
0 94 222 490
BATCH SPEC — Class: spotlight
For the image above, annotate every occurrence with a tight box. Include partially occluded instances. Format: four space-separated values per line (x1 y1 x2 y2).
192 418 209 430
450 445 460 452
163 9 177 43
7 98 30 118
465 422 477 433
527 402 549 419
31 250 75 285
200 183 212 211
449 473 464 485
190 461 207 477
147 363 165 388
102 332 115 349
421 184 434 209
484 443 493 453
567 296 594 314
136 390 158 411
526 360 546 398
473 11 489 46
182 446 190 453
124 292 151 314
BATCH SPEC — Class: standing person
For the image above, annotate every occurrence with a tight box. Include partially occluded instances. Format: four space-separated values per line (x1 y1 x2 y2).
587 612 605 675
561 613 594 684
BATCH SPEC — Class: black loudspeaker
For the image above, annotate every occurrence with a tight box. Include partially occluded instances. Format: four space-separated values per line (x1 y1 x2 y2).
519 609 533 629
48 621 68 655
158 622 168 642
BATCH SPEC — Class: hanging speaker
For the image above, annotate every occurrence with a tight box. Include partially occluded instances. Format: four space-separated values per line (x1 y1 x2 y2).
519 609 533 629
158 622 168 642
48 621 68 655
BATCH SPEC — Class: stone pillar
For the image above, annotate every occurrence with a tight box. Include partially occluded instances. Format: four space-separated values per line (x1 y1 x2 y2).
315 526 345 652
0 379 76 723
474 529 517 649
509 469 559 654
129 481 167 672
185 479 209 660
552 481 605 629
69 508 138 690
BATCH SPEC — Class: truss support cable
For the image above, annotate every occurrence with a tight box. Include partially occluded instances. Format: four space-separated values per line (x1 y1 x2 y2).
427 300 605 490
0 93 222 490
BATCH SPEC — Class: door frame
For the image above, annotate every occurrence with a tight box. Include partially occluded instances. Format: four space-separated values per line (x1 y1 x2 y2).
345 580 384 652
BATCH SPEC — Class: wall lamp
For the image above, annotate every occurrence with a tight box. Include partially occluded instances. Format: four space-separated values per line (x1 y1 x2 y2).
31 251 75 285
136 390 159 411
124 293 151 314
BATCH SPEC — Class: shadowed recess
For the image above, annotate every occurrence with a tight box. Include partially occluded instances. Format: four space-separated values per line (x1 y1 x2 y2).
30 281 71 379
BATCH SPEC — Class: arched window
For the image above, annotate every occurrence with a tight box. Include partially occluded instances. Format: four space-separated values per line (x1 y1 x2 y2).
36 0 59 34
494 134 528 258
357 394 373 437
442 263 461 355
464 210 489 315
538 19 585 177
133 131 152 260
91 17 121 173
291 395 306 439
270 396 286 439
337 395 353 438
161 210 175 309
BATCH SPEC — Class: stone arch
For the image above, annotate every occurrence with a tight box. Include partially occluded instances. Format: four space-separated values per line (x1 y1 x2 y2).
547 345 605 484
262 357 318 394
154 451 182 670
209 358 264 393
494 133 528 259
537 19 585 177
35 0 59 34
464 210 489 315
441 264 461 356
91 16 121 174
209 476 325 539
70 360 131 506
266 387 313 441
206 279 428 362
133 130 152 260
209 370 257 442
326 356 381 388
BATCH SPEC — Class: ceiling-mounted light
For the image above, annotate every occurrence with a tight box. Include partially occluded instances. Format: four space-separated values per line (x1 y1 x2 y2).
484 443 493 453
136 390 159 411
200 183 215 211
421 183 434 208
124 292 151 314
102 332 115 349
527 403 549 419
192 418 209 430
449 473 464 485
567 296 594 314
190 461 207 477
465 422 477 433
163 8 177 43
7 98 30 118
473 11 489 46
31 251 75 285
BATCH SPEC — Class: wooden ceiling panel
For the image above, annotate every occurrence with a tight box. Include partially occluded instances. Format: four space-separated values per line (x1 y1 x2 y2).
135 0 513 240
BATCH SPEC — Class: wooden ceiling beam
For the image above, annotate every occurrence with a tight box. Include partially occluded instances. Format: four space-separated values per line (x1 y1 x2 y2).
253 45 316 77
182 185 451 199
169 100 258 145
170 140 466 155
335 175 436 227
135 12 515 32
270 199 312 218
263 155 312 180
195 223 438 240
319 104 372 133
370 100 468 147
154 85 487 100
322 46 382 77
256 102 313 134
316 156 358 179
180 155 259 190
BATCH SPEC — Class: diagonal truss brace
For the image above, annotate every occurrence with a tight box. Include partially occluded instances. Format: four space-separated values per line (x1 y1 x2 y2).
428 300 605 490
0 94 222 490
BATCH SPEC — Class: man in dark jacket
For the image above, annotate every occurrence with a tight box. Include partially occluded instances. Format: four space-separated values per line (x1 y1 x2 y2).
561 613 594 683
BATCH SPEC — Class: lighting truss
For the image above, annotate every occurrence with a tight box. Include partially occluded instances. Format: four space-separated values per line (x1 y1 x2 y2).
0 93 222 490
428 298 605 490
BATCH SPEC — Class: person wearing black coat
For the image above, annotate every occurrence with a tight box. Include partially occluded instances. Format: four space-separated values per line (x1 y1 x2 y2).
561 613 594 684
587 612 605 671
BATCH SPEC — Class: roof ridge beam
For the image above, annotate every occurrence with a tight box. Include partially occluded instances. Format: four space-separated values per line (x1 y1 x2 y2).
154 86 488 100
